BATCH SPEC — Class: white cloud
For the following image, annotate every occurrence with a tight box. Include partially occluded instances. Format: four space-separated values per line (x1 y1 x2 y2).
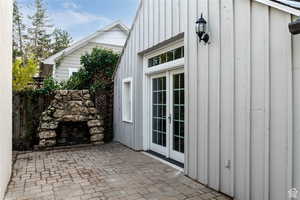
19 1 112 30
18 0 114 41
50 10 112 29
62 1 78 9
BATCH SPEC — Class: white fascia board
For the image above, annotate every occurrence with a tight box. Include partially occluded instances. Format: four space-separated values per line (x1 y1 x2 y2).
254 0 300 16
280 0 300 8
42 21 129 65
104 20 130 34
43 31 100 65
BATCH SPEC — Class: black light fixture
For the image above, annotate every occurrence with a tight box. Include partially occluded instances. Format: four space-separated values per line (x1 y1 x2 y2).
196 14 210 44
289 17 300 35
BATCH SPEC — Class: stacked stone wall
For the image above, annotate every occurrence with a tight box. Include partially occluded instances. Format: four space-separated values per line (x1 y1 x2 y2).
38 90 104 148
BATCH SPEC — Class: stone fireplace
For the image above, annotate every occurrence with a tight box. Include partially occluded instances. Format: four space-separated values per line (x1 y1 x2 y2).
38 90 104 148
56 122 90 146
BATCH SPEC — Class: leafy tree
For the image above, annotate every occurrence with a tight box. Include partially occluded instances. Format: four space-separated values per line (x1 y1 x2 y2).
13 57 39 91
13 0 26 61
27 0 53 61
13 0 73 63
63 48 119 91
51 28 72 55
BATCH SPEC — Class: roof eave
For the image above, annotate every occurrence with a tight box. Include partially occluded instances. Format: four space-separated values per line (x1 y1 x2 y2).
43 20 129 65
255 0 300 16
112 0 300 79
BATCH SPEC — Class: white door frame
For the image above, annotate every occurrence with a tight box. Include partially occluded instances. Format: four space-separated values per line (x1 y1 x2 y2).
142 39 185 163
169 69 185 163
149 72 169 156
146 68 184 163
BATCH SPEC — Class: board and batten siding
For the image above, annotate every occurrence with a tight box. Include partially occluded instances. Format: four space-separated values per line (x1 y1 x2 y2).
113 0 186 149
54 43 122 82
293 20 300 198
113 0 300 199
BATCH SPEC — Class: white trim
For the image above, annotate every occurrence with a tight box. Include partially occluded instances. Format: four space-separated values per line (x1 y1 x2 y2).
145 58 184 75
277 0 300 8
122 77 133 123
146 69 185 163
43 21 129 65
142 152 184 172
143 40 184 75
52 63 56 78
143 40 185 152
143 72 150 150
254 0 300 16
144 39 184 59
169 69 185 163
68 68 79 78
149 72 169 157
142 40 185 164
88 42 124 48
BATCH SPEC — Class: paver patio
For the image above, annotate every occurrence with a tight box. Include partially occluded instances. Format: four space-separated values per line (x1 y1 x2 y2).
5 143 231 200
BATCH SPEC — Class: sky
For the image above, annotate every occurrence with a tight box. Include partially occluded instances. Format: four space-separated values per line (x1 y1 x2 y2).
18 0 140 41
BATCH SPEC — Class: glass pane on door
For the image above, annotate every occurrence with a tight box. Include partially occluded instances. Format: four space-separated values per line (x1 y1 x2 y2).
152 77 167 147
173 73 184 153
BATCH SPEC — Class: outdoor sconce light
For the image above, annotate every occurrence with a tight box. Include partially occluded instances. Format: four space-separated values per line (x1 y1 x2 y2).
289 17 300 35
196 14 210 44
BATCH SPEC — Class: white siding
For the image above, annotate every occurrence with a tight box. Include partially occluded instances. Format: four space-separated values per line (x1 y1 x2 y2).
219 0 235 195
234 0 251 198
114 0 299 199
91 28 127 46
269 8 293 200
251 3 270 200
207 0 221 191
0 0 12 198
54 42 122 82
293 28 300 194
114 0 184 149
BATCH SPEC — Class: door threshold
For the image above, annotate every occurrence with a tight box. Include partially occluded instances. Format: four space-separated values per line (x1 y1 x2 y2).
144 150 184 170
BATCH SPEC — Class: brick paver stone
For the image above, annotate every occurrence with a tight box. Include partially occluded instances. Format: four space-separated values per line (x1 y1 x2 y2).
4 143 231 200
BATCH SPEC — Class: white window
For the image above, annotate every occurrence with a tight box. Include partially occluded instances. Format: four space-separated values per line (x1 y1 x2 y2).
122 77 133 123
68 68 79 78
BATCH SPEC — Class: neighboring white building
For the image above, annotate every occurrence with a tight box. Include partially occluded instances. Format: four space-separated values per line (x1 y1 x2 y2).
42 20 129 82
113 0 300 200
0 0 12 199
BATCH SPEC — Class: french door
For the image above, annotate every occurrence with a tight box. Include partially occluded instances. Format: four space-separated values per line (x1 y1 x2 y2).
150 69 184 163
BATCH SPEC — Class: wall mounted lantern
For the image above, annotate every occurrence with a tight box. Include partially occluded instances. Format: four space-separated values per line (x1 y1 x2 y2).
196 14 210 44
289 18 300 35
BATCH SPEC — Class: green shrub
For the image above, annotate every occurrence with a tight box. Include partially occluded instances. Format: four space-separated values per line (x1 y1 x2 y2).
63 48 119 91
80 48 119 77
32 48 119 94
34 77 62 94
62 68 90 90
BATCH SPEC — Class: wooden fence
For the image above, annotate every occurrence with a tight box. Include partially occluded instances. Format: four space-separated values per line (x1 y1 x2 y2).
93 89 114 142
12 90 114 150
12 92 53 150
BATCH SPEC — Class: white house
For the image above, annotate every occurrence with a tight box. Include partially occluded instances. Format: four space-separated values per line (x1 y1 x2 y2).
113 0 300 200
42 21 129 82
0 0 12 199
